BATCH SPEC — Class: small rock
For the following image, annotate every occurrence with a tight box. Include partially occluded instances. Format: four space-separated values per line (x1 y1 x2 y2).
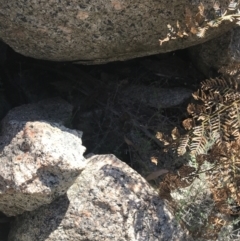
188 27 240 78
122 86 192 108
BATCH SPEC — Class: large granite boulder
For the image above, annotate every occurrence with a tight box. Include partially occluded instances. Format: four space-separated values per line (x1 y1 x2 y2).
0 0 239 64
9 154 192 241
0 98 87 216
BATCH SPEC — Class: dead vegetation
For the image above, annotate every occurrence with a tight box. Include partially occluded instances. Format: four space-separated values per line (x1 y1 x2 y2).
159 76 240 240
159 1 240 45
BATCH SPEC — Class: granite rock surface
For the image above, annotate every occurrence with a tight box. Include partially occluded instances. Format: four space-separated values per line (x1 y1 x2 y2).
0 0 237 64
9 154 192 241
0 98 86 216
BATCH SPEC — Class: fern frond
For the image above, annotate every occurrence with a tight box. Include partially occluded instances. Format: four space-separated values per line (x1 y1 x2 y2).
187 103 206 118
207 115 221 134
179 77 240 157
223 91 240 103
223 104 240 140
220 14 236 22
190 134 208 155
196 26 208 38
174 75 240 235
187 125 209 155
177 135 190 156
192 125 205 136
203 91 223 110
201 78 238 96
182 118 193 130
219 62 240 76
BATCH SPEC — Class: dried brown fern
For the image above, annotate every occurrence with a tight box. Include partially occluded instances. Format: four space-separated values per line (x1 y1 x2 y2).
159 165 196 201
159 77 240 240
204 141 240 215
178 77 240 156
159 1 240 45
175 76 240 227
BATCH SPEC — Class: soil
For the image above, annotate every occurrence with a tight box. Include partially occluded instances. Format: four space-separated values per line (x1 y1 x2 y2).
0 45 209 240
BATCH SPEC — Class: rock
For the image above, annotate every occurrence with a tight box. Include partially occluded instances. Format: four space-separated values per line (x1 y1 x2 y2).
0 99 86 216
9 154 192 241
122 86 192 108
230 26 240 62
188 27 240 79
1 97 72 139
0 1 238 64
2 97 72 126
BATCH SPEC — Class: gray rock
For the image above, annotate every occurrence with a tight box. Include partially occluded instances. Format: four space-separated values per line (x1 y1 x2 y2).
0 0 237 64
1 97 72 142
0 99 86 216
188 27 240 78
8 154 192 241
122 86 192 108
2 97 72 127
229 26 240 62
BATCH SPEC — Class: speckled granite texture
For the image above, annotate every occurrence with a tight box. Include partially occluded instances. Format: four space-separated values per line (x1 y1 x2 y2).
0 0 235 64
9 154 193 241
0 99 87 216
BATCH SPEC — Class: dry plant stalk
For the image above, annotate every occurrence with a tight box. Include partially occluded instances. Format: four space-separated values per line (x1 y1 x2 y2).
159 2 240 44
